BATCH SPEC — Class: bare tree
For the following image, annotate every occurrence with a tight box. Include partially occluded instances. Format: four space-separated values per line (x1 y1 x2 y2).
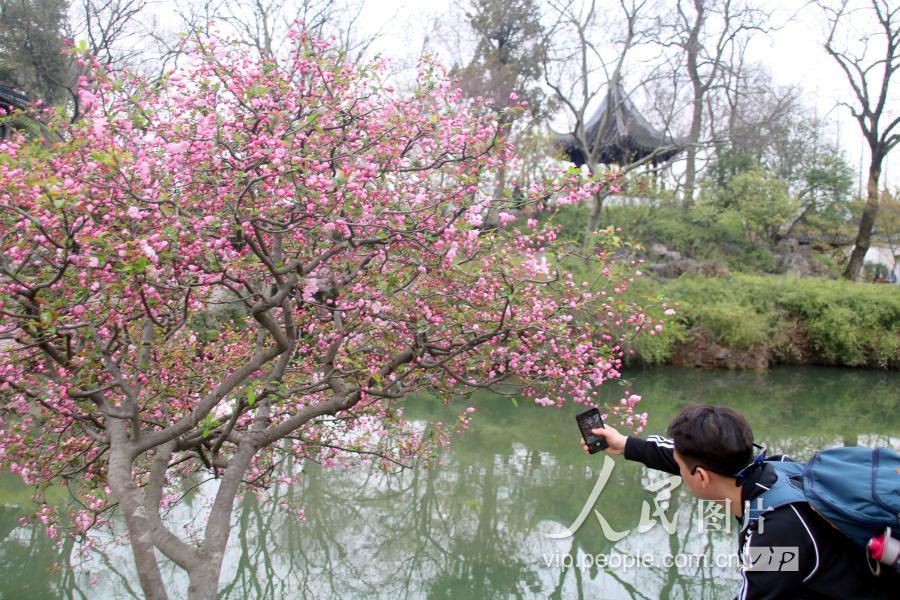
75 0 152 69
0 0 154 119
821 0 900 280
642 55 691 194
170 0 386 64
658 0 772 207
543 0 670 239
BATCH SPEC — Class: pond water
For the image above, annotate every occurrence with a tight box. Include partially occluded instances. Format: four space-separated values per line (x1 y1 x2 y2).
1 366 899 599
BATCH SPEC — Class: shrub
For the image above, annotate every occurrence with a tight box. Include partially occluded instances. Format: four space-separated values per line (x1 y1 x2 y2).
623 273 900 368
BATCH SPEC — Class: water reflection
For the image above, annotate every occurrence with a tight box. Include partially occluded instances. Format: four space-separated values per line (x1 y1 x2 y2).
1 367 898 599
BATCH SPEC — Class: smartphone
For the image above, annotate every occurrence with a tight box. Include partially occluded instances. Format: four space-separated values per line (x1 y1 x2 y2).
576 408 609 453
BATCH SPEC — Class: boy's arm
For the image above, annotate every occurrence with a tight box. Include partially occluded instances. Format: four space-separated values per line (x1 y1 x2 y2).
582 426 680 475
623 435 680 475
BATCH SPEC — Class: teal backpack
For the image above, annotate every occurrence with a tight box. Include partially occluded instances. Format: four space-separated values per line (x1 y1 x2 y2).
747 446 900 565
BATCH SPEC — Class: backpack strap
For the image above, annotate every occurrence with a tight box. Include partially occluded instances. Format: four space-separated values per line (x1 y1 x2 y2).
744 465 807 531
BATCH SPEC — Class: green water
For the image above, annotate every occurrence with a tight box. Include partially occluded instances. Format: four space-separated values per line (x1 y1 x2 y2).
1 367 899 599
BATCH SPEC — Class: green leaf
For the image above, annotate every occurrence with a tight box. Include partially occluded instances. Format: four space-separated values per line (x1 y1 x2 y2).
201 414 218 438
247 387 256 406
134 257 149 272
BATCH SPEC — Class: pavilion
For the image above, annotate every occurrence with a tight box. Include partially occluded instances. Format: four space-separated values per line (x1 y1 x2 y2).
0 83 27 112
0 83 28 139
555 79 681 167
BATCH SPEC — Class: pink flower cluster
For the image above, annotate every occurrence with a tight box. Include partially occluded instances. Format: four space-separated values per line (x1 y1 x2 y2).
0 25 664 540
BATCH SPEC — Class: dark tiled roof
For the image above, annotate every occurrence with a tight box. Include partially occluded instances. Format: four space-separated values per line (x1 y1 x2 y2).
556 79 681 167
0 83 28 112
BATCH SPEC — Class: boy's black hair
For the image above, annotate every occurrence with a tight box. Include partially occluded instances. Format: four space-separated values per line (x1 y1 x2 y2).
667 404 754 477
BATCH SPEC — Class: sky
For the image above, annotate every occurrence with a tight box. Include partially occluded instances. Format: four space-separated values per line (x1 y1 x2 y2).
350 0 899 191
754 2 899 191
147 0 898 191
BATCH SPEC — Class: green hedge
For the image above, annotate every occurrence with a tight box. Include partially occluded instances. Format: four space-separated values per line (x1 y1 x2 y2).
626 274 900 368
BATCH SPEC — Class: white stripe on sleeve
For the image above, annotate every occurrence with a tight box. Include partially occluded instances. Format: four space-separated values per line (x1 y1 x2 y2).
646 435 674 448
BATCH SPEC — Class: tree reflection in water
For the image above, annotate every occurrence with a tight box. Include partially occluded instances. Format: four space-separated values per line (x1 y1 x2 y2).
1 367 898 599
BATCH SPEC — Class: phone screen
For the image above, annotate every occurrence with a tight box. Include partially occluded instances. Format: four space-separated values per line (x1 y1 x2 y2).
577 409 608 452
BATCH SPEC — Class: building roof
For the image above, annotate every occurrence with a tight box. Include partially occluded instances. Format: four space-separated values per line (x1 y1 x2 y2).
556 79 681 167
0 83 28 113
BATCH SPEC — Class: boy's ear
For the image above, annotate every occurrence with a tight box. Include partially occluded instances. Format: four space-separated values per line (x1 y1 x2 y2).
696 467 711 487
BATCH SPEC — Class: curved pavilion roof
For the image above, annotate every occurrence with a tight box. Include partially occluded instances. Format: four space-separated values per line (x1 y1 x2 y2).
0 83 28 113
556 79 681 167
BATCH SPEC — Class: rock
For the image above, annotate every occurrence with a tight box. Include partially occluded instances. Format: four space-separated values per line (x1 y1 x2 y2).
675 258 698 271
647 263 671 277
778 252 811 276
647 258 698 279
777 238 800 253
648 242 668 258
687 260 731 278
772 320 815 365
0 336 19 353
808 257 833 277
670 328 769 370
665 250 682 261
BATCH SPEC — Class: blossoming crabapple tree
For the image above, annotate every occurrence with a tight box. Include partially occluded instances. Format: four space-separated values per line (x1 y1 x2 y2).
0 27 657 599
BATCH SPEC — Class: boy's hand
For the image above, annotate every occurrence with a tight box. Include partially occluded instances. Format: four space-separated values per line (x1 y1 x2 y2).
580 425 627 456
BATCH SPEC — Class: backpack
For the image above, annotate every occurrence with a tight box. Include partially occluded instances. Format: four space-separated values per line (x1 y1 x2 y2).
747 446 900 555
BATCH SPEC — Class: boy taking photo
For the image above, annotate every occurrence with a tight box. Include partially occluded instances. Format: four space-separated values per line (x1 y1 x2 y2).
582 404 898 599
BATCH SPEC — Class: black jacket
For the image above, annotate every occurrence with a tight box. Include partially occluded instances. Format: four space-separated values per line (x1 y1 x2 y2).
624 435 899 599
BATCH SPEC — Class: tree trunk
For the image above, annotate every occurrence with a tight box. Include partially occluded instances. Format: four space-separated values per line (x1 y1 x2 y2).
844 160 882 280
584 162 604 250
683 83 703 209
682 1 704 209
186 441 259 599
484 159 507 228
108 449 169 600
188 563 223 600
586 189 603 236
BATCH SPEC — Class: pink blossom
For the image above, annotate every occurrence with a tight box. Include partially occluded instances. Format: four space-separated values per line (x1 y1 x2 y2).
0 25 658 589
498 211 516 226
